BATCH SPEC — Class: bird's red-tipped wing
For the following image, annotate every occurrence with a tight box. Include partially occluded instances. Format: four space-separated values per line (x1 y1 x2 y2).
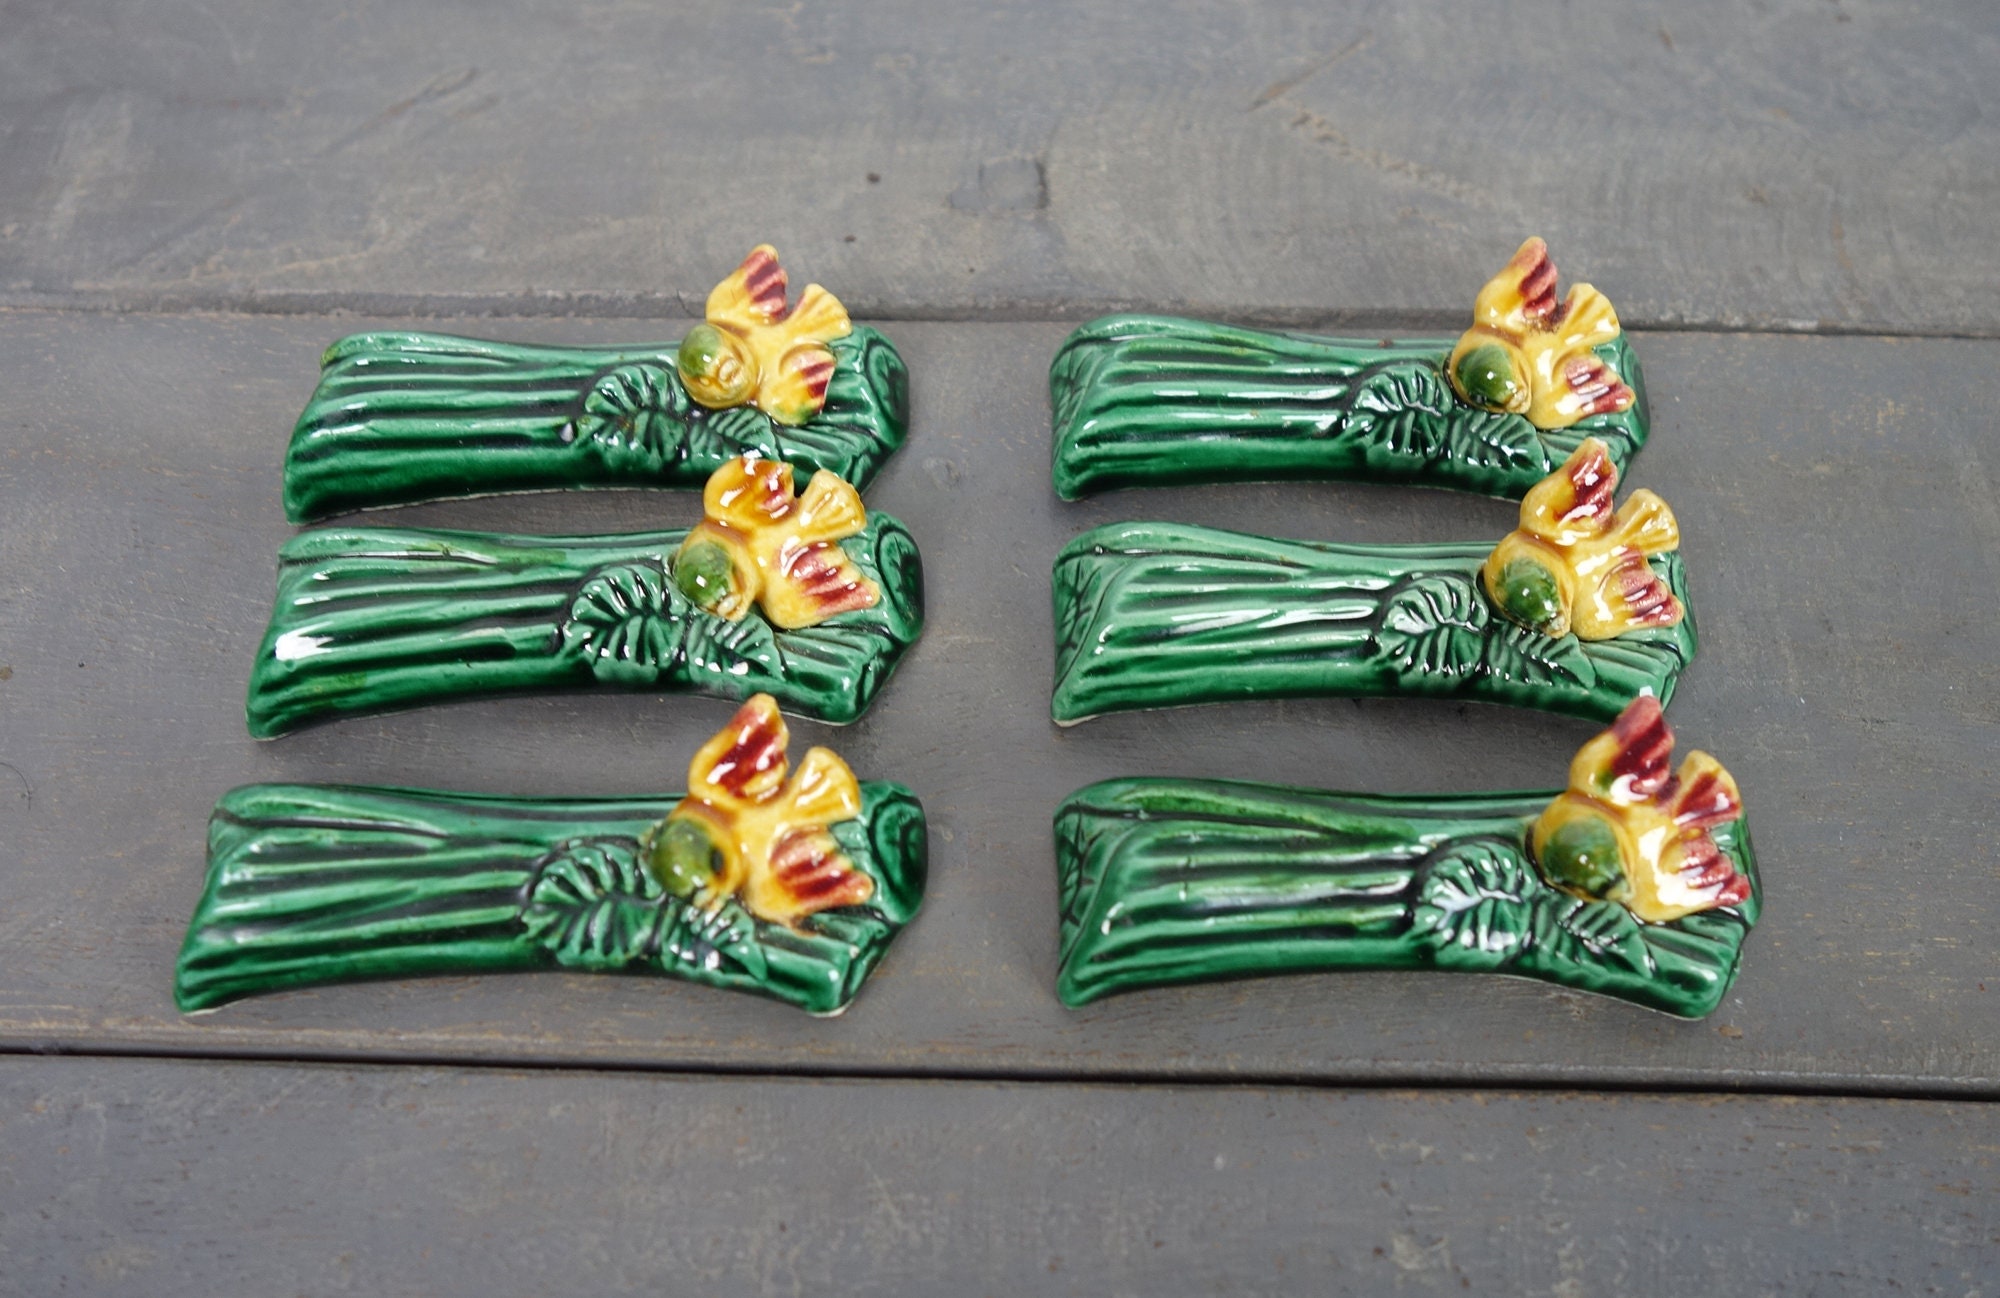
1669 752 1743 831
708 245 791 328
687 694 791 808
1520 437 1618 543
749 825 875 926
1510 237 1561 326
1560 352 1635 417
1673 831 1753 904
759 342 839 426
1605 695 1676 798
1605 553 1684 629
704 453 797 531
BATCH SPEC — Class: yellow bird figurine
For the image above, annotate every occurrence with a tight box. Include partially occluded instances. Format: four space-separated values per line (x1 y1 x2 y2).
1448 237 1634 429
675 245 853 426
671 453 880 630
1482 437 1681 641
643 693 876 929
1532 695 1751 923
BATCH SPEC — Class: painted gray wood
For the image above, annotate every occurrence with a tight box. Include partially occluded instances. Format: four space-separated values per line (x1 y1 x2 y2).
0 1056 1993 1296
1 0 1996 332
0 311 1994 1093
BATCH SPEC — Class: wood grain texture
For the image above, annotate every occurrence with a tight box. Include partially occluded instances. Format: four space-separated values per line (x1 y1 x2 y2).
0 1057 1993 1296
0 312 1995 1093
1 0 1996 332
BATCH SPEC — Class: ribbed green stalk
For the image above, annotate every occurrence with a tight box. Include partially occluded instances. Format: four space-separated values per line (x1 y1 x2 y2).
177 781 928 1014
1051 521 1694 724
1050 316 1647 499
284 326 908 521
1055 779 1758 1018
247 515 924 737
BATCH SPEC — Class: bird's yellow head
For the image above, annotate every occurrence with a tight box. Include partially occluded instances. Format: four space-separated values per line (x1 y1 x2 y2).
677 323 758 409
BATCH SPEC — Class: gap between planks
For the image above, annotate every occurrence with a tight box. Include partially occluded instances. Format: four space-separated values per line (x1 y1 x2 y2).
4 290 1999 339
1 1039 1994 1103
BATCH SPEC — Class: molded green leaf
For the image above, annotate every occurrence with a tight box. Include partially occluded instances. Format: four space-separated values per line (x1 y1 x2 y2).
1483 619 1597 690
556 562 687 685
573 362 691 467
1376 572 1491 680
679 599 782 678
653 897 768 982
522 837 666 971
1409 842 1537 970
521 834 768 980
570 365 805 473
1531 895 1655 977
1347 363 1543 472
686 404 784 465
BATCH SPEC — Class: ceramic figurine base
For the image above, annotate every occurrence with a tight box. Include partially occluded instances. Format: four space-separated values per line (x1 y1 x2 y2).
1049 316 1646 499
177 781 927 1015
284 325 908 522
247 515 922 737
1051 521 1693 725
1054 778 1757 1018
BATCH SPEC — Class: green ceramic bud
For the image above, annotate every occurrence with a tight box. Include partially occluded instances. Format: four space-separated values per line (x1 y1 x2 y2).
677 322 730 372
1453 342 1522 411
1492 554 1565 634
1536 814 1626 899
645 815 725 900
673 539 739 614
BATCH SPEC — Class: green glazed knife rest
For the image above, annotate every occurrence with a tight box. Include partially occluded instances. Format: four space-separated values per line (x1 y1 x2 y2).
178 779 927 1016
1051 521 1694 725
283 245 908 520
1055 778 1757 1018
1050 239 1650 499
1051 318 1646 500
247 512 924 737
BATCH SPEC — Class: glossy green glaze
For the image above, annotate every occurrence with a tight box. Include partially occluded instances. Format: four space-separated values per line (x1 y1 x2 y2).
1055 779 1757 1018
1049 315 1647 499
246 515 922 737
1051 521 1693 724
283 326 907 521
176 781 927 1015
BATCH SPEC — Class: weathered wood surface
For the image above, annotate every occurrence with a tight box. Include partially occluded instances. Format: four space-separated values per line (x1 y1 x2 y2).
2 0 1997 333
4 2 1994 1285
0 311 1994 1093
1 1057 1993 1296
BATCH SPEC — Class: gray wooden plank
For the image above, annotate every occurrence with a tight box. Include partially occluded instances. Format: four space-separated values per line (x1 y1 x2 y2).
2 0 1997 332
0 1056 1993 1297
0 311 1996 1091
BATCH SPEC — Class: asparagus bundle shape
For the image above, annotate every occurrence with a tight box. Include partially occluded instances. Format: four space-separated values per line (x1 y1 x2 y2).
1051 521 1694 724
284 325 908 521
1054 777 1757 1019
248 513 923 737
177 780 927 1015
1051 317 1646 499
